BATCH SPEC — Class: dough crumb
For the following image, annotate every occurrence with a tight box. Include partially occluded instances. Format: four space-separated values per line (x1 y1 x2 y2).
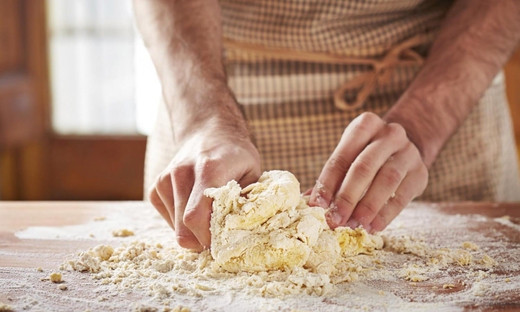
461 242 479 251
37 267 43 272
58 284 68 290
172 306 190 312
49 272 62 283
94 216 106 221
112 229 134 237
443 283 455 289
131 303 158 312
0 302 13 312
478 254 496 267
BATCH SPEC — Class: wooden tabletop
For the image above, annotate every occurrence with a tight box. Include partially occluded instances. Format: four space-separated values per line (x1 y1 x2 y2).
0 201 519 311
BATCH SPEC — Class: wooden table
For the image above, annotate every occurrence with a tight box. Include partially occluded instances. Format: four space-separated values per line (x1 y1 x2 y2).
0 201 519 311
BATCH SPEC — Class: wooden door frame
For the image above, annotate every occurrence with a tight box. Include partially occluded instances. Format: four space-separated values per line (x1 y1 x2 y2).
2 0 147 200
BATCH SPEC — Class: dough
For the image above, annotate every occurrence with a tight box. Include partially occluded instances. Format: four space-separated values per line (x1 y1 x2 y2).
205 170 383 273
112 229 134 237
49 272 62 283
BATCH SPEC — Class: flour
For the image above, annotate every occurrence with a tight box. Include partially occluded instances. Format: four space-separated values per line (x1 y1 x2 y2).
6 172 517 311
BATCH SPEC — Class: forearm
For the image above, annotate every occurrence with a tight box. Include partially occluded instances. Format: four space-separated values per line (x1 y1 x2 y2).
384 0 520 168
133 0 247 142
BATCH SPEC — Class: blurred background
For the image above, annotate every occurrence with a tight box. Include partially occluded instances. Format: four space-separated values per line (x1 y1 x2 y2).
1 0 520 201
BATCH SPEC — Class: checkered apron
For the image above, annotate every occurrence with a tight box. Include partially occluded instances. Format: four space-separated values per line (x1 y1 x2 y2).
145 0 520 202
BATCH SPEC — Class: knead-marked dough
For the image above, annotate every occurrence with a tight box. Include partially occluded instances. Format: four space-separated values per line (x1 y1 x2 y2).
205 170 383 273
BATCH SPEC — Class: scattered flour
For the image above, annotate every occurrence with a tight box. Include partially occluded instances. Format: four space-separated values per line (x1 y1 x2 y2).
7 171 517 311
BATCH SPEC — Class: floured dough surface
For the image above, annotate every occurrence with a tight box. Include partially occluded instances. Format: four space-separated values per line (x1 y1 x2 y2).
205 170 383 274
17 172 511 311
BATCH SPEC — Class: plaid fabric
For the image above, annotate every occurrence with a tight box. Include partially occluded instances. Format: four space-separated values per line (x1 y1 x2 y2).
144 0 520 202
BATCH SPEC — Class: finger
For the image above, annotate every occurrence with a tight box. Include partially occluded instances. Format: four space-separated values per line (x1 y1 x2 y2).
328 123 408 228
303 188 312 196
171 166 200 250
345 146 411 231
183 187 213 250
309 112 385 208
184 163 261 250
154 173 176 227
182 158 228 250
237 166 262 189
148 187 174 229
369 172 423 233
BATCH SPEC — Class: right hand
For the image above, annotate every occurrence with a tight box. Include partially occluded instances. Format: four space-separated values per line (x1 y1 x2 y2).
148 125 261 251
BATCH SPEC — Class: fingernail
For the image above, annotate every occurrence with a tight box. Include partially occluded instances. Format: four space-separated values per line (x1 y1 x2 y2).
327 211 343 226
310 191 327 209
346 219 360 229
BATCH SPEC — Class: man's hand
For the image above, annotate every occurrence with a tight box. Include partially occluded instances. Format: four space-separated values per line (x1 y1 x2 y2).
148 127 261 252
134 0 261 251
309 112 428 233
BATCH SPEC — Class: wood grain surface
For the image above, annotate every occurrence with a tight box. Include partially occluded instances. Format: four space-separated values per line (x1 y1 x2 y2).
0 201 519 311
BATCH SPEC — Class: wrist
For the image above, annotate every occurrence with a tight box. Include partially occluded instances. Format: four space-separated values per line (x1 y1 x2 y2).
383 94 445 168
166 83 250 143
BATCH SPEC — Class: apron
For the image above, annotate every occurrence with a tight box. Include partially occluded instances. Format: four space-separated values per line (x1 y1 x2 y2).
144 0 520 202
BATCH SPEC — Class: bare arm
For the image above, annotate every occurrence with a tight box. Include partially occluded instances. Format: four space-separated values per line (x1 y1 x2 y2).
134 0 260 251
310 0 520 233
133 0 247 141
385 0 520 167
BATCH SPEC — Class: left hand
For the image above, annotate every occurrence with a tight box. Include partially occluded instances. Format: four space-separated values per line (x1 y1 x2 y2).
308 112 428 233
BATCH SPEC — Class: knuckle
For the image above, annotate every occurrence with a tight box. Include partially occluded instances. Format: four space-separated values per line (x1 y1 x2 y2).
327 153 350 173
386 122 407 139
199 155 220 169
176 234 197 249
381 167 403 186
155 173 172 194
148 189 163 207
197 156 225 178
352 157 373 179
157 172 171 186
155 172 172 188
350 112 381 134
183 208 203 228
356 200 380 217
405 141 417 155
171 164 190 181
392 192 409 208
371 214 387 232
334 192 357 209
358 112 380 125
